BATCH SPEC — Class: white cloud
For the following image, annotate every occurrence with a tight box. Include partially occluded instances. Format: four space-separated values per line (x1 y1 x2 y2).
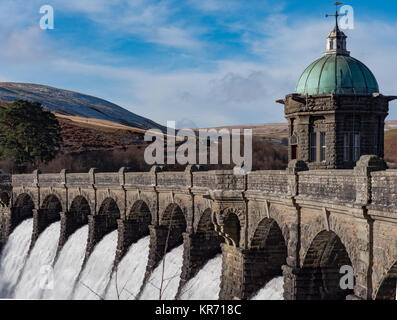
1 27 49 62
0 2 395 127
54 0 204 51
187 0 240 12
47 16 397 127
148 26 202 50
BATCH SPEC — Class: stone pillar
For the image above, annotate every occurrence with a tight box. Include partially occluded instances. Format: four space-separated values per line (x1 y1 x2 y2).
114 219 145 266
57 212 81 255
354 155 387 300
85 214 109 260
178 231 222 295
284 265 356 300
282 265 299 300
144 224 169 279
219 244 283 300
354 155 387 204
2 207 16 244
219 244 245 300
30 209 48 250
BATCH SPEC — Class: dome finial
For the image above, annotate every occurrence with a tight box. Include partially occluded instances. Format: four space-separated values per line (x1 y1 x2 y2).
326 2 345 31
324 2 350 56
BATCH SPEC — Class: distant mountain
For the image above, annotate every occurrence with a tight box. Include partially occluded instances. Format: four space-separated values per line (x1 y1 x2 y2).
0 82 165 131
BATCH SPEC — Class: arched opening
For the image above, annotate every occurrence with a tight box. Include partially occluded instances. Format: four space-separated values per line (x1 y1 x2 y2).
196 208 223 256
223 212 241 247
128 200 152 237
0 192 10 207
98 198 121 234
41 195 62 225
298 231 354 300
375 262 397 300
10 193 34 231
69 196 90 229
197 208 215 233
249 218 288 298
161 203 187 252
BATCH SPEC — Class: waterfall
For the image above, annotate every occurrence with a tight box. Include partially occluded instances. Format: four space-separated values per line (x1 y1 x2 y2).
251 277 284 300
105 236 150 300
0 221 285 300
0 218 33 297
72 230 118 300
140 245 184 300
42 225 89 299
13 221 61 299
179 254 222 300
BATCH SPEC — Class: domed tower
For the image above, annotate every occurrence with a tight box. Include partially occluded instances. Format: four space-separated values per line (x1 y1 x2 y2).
278 6 396 169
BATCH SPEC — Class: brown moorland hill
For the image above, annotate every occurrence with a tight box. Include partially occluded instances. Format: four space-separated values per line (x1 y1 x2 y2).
384 128 397 168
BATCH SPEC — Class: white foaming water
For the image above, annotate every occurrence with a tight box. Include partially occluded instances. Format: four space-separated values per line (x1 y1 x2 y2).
13 221 61 299
251 276 284 300
179 254 222 300
42 225 89 300
72 230 118 300
105 236 150 300
0 218 33 297
140 245 184 300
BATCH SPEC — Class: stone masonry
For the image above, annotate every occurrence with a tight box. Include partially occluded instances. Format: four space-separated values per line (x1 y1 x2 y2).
0 154 397 300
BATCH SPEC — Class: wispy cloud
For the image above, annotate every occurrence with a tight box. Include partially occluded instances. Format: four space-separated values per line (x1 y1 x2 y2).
0 1 395 127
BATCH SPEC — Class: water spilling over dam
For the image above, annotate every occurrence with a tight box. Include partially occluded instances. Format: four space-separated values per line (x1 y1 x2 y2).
0 220 283 299
0 154 396 300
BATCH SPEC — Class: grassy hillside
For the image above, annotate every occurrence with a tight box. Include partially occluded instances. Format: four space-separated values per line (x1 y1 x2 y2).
384 128 397 168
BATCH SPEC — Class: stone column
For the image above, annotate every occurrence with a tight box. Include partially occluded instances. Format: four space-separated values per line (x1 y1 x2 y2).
282 265 299 300
57 211 80 255
144 224 169 279
353 155 387 300
85 214 109 260
114 219 143 266
178 231 222 296
1 207 16 244
219 244 248 300
219 244 283 300
30 209 48 250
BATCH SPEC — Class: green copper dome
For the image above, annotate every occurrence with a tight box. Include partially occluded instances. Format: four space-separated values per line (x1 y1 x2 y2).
295 23 379 95
295 54 379 95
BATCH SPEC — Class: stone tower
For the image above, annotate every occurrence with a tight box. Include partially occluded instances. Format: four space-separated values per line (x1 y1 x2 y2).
277 13 396 169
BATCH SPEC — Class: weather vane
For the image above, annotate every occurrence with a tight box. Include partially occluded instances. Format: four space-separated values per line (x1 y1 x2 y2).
325 2 346 29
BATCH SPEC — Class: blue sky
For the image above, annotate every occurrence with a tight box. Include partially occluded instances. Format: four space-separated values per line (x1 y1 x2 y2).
0 0 396 127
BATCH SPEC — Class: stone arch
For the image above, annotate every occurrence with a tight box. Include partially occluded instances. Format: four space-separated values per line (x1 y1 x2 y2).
13 190 36 208
251 218 288 261
10 193 34 229
222 211 241 247
374 261 397 300
38 194 62 233
98 197 121 234
248 218 288 298
0 192 10 207
68 196 91 228
84 197 121 258
127 192 157 223
41 194 62 222
40 189 65 212
56 195 91 252
196 208 223 253
96 191 124 216
197 208 215 233
127 200 152 236
297 230 354 300
67 189 94 213
178 208 224 287
128 200 151 222
160 203 187 252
